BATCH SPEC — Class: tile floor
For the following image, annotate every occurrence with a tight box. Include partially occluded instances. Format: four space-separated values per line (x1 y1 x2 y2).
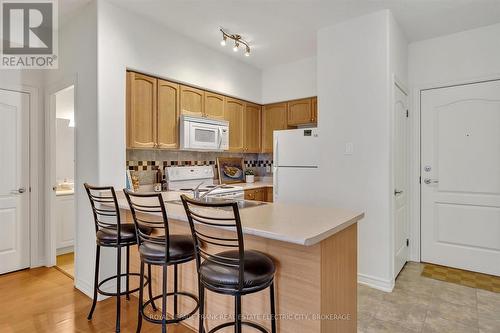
358 262 500 333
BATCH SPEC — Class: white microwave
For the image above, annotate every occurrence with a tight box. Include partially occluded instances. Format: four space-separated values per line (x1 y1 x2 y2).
180 115 229 151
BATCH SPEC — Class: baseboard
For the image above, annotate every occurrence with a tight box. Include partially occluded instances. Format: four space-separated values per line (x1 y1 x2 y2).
75 278 93 298
358 273 394 292
75 277 115 301
56 246 74 256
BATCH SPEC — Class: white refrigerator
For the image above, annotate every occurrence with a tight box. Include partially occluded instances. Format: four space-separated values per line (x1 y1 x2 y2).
273 128 320 203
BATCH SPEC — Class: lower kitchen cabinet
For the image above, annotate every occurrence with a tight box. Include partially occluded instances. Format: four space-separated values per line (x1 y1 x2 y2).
244 187 273 202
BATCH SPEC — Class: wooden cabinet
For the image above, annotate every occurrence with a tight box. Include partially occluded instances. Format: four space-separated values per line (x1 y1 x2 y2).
205 92 225 119
127 70 318 153
180 85 204 117
244 103 261 153
127 72 157 148
287 98 313 125
244 187 273 202
266 186 274 202
157 79 180 149
262 102 288 153
311 96 318 123
224 98 245 152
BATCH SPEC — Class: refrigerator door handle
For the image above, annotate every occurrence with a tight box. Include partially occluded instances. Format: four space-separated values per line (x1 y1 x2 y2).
273 138 279 199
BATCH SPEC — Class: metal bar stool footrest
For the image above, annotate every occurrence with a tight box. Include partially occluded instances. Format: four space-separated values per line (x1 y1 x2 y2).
140 291 199 325
97 273 149 297
207 321 269 333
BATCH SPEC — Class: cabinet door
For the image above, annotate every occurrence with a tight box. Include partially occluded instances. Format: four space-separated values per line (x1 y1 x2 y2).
157 80 179 149
311 96 318 124
180 85 204 117
205 92 225 119
244 103 261 153
287 98 313 125
224 98 245 152
262 102 288 153
127 72 157 148
244 189 256 200
254 188 265 201
56 195 75 249
266 187 274 202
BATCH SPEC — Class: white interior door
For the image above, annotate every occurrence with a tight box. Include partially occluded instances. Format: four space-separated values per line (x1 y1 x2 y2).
0 89 30 274
421 80 500 276
394 84 409 277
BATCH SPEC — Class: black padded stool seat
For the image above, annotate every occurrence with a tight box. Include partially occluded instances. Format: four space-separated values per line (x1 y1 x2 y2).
200 250 275 290
96 224 144 245
138 234 195 264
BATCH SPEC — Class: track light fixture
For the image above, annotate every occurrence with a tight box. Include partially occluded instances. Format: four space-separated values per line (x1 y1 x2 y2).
220 28 251 57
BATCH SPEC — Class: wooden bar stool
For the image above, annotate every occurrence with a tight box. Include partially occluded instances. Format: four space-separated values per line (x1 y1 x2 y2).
124 190 199 333
84 184 156 333
180 194 277 333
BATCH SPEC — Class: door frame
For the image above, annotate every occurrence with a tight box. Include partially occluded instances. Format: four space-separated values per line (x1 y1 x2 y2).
0 83 42 269
45 76 77 267
410 74 500 263
391 76 409 279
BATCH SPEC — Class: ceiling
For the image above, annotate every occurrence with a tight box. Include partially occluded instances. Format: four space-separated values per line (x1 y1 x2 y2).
62 0 500 69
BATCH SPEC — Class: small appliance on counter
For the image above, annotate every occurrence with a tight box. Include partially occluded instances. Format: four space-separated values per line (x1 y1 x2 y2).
179 115 229 151
273 128 320 203
165 165 244 200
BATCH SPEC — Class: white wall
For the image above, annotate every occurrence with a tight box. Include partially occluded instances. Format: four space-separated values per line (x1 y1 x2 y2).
317 10 407 291
409 23 500 87
45 1 99 296
55 118 75 183
97 0 262 190
408 22 500 262
261 56 317 103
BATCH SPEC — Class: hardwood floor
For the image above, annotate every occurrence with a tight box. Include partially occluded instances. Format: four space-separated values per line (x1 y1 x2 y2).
0 267 194 333
56 252 75 279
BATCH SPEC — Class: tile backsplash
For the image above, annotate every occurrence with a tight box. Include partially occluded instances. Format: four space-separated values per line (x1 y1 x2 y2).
127 149 273 185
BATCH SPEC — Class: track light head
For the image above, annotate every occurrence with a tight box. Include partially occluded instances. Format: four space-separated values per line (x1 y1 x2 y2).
220 28 251 57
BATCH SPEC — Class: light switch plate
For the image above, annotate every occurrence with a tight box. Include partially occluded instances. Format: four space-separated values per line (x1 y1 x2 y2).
345 142 354 155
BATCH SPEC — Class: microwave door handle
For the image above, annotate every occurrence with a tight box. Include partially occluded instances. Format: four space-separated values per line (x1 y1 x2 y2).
218 127 223 149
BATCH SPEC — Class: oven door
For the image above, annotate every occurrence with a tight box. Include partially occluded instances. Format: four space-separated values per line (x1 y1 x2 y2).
188 122 222 150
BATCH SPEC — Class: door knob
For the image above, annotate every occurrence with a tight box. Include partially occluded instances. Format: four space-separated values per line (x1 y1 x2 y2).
394 189 403 195
11 187 26 194
424 178 439 185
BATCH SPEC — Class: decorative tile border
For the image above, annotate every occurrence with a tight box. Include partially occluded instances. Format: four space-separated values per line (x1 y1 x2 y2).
126 160 273 171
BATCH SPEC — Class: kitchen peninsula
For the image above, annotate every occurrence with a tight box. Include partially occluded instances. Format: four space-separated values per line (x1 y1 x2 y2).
117 190 364 333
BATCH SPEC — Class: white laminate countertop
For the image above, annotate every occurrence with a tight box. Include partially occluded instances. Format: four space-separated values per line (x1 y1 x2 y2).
233 181 273 190
117 190 364 247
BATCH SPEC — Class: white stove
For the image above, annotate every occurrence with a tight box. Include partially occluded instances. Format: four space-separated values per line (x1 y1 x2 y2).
165 165 244 199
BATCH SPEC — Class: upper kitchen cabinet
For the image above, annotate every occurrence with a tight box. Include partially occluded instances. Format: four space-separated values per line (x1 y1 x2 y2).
224 97 245 152
205 92 225 119
262 102 288 153
244 102 261 153
287 98 314 126
157 79 180 149
180 85 205 117
127 72 157 149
